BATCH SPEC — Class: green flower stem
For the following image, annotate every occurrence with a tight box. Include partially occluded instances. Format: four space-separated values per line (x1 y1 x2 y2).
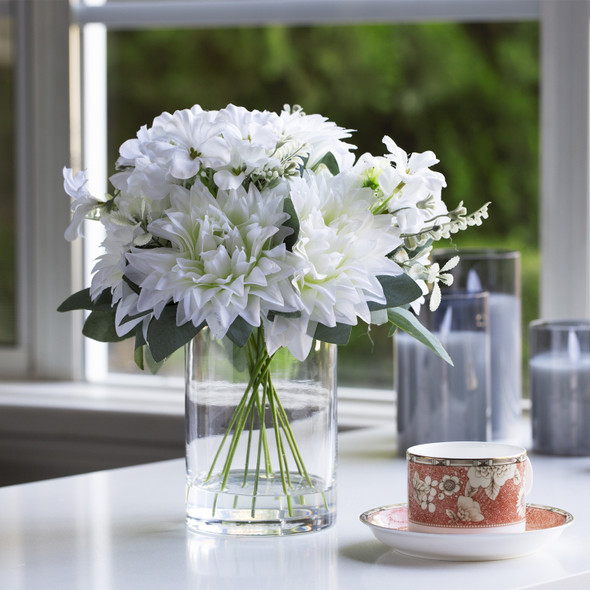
251 383 268 517
205 388 250 482
219 388 259 490
370 183 404 215
206 329 317 519
274 393 312 483
241 405 256 488
267 373 293 513
266 375 303 480
220 351 272 489
275 391 329 512
205 350 271 482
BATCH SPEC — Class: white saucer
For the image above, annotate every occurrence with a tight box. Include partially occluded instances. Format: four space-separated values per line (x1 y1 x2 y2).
360 503 573 561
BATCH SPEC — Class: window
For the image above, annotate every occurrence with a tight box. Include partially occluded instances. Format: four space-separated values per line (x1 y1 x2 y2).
0 0 78 379
3 0 590 394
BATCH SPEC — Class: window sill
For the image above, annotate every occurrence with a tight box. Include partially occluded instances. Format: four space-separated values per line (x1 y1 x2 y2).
0 380 394 485
0 380 186 485
0 381 395 428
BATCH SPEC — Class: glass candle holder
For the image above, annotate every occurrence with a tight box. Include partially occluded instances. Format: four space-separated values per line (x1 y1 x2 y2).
396 291 491 454
529 320 590 456
433 249 522 442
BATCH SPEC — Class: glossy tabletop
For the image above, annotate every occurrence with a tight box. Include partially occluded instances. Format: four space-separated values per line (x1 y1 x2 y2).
0 427 589 590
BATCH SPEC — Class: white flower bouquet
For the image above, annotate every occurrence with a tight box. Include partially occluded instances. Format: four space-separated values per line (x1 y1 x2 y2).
58 104 488 524
59 103 487 366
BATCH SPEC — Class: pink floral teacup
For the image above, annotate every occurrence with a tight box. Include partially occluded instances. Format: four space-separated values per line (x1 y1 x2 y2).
407 441 533 534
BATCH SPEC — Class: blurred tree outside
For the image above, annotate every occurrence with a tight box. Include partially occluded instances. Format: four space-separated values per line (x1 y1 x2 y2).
105 22 539 389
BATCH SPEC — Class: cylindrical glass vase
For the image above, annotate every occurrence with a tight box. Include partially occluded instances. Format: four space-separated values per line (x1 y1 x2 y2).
433 249 522 442
185 328 337 536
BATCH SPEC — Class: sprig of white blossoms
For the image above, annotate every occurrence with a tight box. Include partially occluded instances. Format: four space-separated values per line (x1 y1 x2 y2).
62 103 487 362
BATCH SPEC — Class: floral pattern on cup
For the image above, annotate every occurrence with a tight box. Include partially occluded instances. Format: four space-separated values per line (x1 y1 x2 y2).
408 460 527 530
438 475 461 499
447 496 484 523
466 463 518 501
412 473 438 512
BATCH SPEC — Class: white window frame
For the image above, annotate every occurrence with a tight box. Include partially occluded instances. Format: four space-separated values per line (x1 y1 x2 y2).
1 0 82 379
4 0 590 385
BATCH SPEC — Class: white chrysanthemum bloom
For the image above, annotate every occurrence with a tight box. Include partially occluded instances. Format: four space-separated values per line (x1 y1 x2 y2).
216 104 282 166
111 106 230 198
89 186 174 306
110 153 172 202
210 105 284 189
110 123 174 201
279 105 356 172
154 107 230 179
63 168 111 241
381 136 449 234
122 180 301 341
114 282 148 338
264 171 404 360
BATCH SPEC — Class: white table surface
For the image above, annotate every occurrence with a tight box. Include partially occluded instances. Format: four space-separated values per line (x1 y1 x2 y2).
0 426 588 590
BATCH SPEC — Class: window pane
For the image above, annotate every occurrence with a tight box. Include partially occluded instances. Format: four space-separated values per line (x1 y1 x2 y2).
0 16 15 345
104 22 539 386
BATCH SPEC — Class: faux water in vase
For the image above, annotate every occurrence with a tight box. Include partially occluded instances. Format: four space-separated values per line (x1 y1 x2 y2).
185 328 337 536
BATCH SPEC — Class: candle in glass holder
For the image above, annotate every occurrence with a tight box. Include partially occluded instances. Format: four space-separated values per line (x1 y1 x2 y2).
484 291 521 441
396 291 491 454
529 321 590 456
433 249 522 443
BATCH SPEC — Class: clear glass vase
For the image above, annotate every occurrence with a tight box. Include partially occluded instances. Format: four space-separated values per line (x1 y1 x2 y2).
185 328 337 536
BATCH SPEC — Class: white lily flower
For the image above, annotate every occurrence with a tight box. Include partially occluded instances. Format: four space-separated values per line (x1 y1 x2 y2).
380 135 449 235
63 167 111 241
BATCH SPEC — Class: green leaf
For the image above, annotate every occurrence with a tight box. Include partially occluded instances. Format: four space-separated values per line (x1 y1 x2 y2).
134 345 145 371
145 346 165 374
58 288 112 312
313 322 352 345
134 331 146 371
121 309 151 324
82 309 131 343
134 343 165 374
387 307 453 365
226 316 254 348
403 239 434 261
368 274 423 311
122 275 142 295
282 197 300 251
267 309 302 321
146 305 204 363
313 151 340 176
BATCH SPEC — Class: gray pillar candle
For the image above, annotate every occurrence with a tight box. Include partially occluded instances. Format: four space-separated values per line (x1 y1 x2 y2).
396 291 491 454
529 321 590 456
486 292 522 441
